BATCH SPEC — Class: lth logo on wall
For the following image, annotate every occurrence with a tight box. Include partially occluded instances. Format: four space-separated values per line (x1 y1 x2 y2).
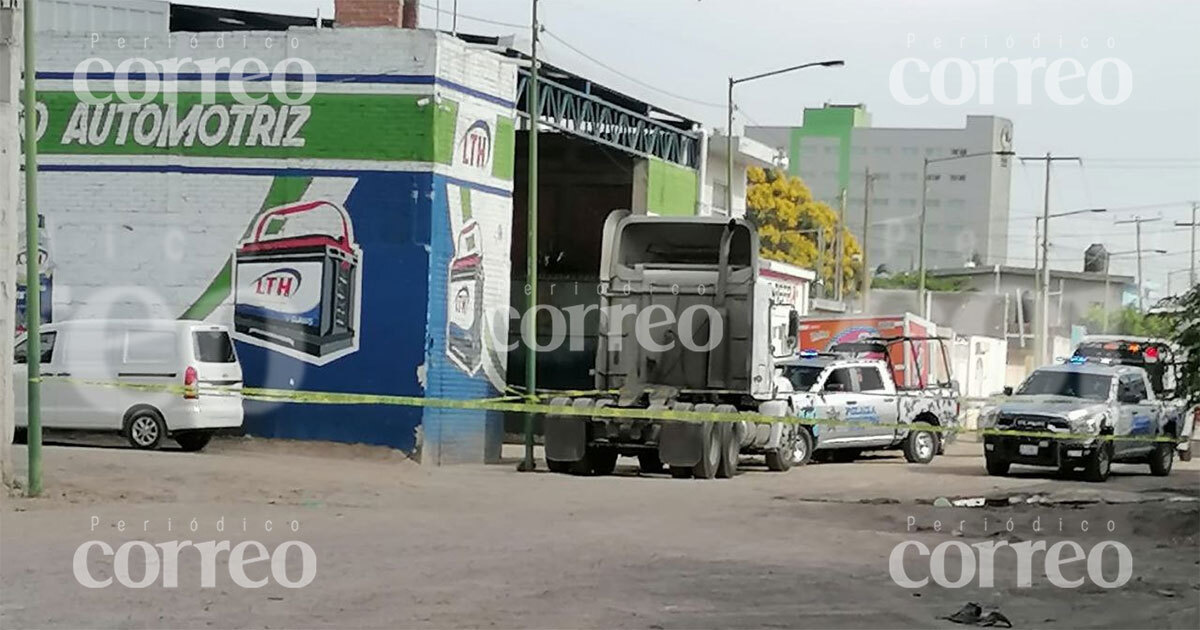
459 120 493 171
234 201 363 366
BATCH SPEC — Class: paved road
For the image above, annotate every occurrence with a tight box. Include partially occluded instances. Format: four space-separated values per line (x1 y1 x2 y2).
2 437 1198 629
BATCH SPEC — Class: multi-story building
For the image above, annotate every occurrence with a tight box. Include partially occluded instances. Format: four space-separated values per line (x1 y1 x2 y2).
749 104 1014 273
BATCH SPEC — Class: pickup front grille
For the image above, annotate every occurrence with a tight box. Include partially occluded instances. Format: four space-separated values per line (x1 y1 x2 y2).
997 414 1070 431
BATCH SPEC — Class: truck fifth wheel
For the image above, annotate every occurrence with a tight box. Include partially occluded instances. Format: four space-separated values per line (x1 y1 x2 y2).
543 211 811 479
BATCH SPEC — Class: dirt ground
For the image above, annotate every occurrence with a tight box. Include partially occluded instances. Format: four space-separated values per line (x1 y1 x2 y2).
1 434 1198 629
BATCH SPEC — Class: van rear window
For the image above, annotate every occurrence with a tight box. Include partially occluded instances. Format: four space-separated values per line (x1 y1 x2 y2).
194 331 236 363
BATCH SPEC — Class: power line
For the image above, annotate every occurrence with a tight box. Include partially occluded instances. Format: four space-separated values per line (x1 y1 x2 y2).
541 28 725 109
421 3 527 29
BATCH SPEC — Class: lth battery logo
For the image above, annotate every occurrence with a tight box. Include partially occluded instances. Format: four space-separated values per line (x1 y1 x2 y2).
233 201 363 366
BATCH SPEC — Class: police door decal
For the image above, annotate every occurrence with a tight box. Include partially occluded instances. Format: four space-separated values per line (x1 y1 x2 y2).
445 185 485 376
233 200 363 366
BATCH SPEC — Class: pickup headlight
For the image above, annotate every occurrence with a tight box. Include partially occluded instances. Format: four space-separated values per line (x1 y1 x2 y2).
1071 414 1101 434
979 407 1000 428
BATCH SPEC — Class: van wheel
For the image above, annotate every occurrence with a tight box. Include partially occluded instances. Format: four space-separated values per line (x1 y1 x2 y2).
693 422 720 479
124 409 166 450
175 431 214 452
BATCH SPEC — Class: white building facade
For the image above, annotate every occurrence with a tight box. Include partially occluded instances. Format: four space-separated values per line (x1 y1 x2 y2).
749 104 1014 274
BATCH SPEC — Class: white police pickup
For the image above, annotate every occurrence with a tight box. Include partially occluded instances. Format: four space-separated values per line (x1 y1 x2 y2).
980 358 1175 482
761 350 961 464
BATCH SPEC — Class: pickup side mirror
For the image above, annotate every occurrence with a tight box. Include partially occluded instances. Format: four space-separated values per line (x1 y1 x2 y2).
1002 386 1013 396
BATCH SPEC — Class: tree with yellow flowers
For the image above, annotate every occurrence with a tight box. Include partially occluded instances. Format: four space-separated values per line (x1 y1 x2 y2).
744 166 861 295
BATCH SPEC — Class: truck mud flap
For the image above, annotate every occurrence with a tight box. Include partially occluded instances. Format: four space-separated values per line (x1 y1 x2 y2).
659 421 703 467
544 413 587 463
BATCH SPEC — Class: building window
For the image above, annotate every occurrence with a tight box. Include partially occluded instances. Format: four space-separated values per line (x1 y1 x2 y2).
900 198 917 208
902 147 919 155
950 174 967 182
927 199 941 208
926 174 942 181
925 147 941 156
900 172 918 181
874 147 891 155
825 145 839 154
948 199 966 209
951 148 968 156
874 172 891 181
852 146 866 155
875 198 890 206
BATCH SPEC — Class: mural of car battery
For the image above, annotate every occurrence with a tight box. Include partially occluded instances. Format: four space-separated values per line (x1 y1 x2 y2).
234 200 362 364
446 220 486 374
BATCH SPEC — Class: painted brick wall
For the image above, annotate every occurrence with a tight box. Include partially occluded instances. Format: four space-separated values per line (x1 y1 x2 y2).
25 27 517 463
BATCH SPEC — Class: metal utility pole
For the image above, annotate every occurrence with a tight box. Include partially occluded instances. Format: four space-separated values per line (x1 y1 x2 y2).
835 188 846 301
22 0 41 496
1115 216 1162 312
1177 202 1198 288
1018 153 1081 365
861 167 877 312
726 59 844 215
0 0 21 486
918 150 1014 318
518 0 540 473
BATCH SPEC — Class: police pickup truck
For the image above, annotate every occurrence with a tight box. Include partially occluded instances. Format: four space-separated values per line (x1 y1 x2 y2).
980 359 1176 482
764 347 960 464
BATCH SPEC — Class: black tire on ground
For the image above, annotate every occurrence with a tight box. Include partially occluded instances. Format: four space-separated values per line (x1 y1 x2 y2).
638 451 664 474
124 408 167 450
1058 459 1077 478
175 431 214 452
716 406 741 479
590 449 618 476
1149 442 1174 477
670 466 693 479
546 458 572 473
903 429 938 464
766 426 813 472
985 457 1010 476
1082 443 1112 483
693 422 720 479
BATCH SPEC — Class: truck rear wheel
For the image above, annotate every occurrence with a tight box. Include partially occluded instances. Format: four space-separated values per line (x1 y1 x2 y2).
716 405 740 479
693 421 720 479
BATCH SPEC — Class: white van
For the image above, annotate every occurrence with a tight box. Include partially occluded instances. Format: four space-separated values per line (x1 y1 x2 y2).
12 320 244 451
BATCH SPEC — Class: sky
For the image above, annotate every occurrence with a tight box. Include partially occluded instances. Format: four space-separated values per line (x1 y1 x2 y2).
196 0 1199 299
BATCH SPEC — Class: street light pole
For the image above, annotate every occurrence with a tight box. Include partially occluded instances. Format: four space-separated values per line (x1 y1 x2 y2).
23 0 43 497
519 0 541 472
726 60 844 217
917 149 1014 318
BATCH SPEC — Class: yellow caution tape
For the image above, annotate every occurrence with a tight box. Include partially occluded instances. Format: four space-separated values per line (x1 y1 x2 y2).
38 376 1186 444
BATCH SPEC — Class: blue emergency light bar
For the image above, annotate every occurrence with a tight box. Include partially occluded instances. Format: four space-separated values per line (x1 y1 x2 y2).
1068 356 1088 365
799 350 819 359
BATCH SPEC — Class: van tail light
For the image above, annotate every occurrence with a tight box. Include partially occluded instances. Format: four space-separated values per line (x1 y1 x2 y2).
183 366 199 400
